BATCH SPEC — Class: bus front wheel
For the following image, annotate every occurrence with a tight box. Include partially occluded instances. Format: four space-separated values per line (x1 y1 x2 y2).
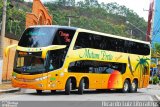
65 79 71 95
78 78 85 95
51 90 56 94
36 90 42 94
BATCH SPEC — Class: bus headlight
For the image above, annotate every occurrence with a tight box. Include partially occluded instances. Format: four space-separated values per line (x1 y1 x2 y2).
12 75 16 79
35 76 48 81
51 83 56 87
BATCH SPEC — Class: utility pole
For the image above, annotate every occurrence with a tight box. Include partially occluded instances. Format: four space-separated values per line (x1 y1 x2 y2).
126 21 146 36
126 21 146 40
66 15 79 26
68 17 71 26
0 0 7 59
146 0 154 42
0 0 7 84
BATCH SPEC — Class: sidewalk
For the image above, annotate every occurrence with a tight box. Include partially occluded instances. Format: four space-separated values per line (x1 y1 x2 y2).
0 81 20 93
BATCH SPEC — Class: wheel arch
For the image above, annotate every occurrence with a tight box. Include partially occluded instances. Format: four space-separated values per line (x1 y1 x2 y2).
80 76 89 89
67 76 77 89
125 78 131 85
132 78 139 87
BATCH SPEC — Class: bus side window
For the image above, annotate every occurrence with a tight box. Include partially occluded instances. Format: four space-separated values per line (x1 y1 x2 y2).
74 32 93 49
119 39 124 52
68 60 126 74
124 41 130 53
105 37 111 51
92 35 102 49
49 49 67 70
53 29 75 46
99 37 107 50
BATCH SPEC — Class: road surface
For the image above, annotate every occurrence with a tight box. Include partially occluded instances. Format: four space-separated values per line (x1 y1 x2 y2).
0 85 159 107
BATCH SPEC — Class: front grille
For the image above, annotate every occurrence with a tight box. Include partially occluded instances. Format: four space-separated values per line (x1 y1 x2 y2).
15 78 35 82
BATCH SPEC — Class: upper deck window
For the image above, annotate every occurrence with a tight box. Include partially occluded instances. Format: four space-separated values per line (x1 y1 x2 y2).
52 29 75 46
74 32 150 55
18 27 76 48
19 27 56 47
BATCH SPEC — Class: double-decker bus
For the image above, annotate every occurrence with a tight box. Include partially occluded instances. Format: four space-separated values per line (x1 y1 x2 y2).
7 25 151 94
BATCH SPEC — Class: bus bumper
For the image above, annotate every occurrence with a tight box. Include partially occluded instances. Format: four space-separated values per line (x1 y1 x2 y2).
12 78 48 90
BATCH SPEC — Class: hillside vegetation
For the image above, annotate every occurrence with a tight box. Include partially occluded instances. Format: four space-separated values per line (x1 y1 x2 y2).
0 0 147 41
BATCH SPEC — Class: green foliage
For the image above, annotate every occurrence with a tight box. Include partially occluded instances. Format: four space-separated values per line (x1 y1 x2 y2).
0 0 3 21
152 75 160 84
0 0 147 41
45 0 147 40
0 0 27 40
152 43 160 57
155 43 160 55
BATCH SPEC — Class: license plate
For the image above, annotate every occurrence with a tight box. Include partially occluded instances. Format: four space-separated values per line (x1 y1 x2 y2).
21 84 27 87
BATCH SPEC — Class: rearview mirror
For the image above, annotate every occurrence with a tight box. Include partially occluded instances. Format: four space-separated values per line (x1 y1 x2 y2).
5 44 17 57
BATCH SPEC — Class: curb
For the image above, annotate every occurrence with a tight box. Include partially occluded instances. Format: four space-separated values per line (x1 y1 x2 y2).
0 88 20 94
155 95 160 101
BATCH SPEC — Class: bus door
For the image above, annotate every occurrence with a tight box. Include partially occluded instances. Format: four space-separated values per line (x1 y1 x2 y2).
45 50 65 89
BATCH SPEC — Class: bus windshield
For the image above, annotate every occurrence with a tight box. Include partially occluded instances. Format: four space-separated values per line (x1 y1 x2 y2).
18 27 56 47
18 27 76 47
13 51 50 75
15 27 76 74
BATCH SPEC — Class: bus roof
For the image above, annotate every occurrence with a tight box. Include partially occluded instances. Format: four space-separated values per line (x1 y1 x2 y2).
29 25 78 30
28 25 150 45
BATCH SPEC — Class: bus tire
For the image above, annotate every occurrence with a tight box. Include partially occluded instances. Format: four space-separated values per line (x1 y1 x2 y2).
78 78 85 95
36 90 42 94
51 90 56 94
122 80 130 93
65 78 71 95
130 80 138 93
96 89 108 93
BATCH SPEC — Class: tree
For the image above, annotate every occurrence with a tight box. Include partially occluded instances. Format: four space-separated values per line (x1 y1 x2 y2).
153 43 160 57
0 0 147 41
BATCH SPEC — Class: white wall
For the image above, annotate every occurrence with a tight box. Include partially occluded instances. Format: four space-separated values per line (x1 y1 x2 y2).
0 59 3 84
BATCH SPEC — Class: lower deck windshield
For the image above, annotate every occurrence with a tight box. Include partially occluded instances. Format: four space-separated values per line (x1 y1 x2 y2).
14 49 67 75
14 51 47 74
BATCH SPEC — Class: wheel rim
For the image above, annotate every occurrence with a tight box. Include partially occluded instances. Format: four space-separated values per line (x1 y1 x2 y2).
83 83 85 90
124 82 128 91
132 82 136 90
70 83 72 90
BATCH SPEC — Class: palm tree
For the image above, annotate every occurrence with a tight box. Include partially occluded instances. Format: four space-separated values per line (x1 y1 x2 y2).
135 56 150 87
128 56 134 76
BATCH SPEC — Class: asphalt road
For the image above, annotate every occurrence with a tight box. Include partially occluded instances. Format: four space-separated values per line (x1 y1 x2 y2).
0 85 160 101
0 85 160 107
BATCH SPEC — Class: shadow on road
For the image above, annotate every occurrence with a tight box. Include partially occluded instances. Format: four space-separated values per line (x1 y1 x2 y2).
25 89 143 96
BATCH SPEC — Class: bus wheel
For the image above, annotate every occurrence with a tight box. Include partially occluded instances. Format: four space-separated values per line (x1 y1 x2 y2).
65 78 71 95
96 89 109 93
130 80 138 93
51 90 56 94
122 80 130 93
78 78 85 95
36 90 42 94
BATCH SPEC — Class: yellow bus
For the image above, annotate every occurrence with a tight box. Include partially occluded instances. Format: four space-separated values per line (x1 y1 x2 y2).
7 25 151 94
